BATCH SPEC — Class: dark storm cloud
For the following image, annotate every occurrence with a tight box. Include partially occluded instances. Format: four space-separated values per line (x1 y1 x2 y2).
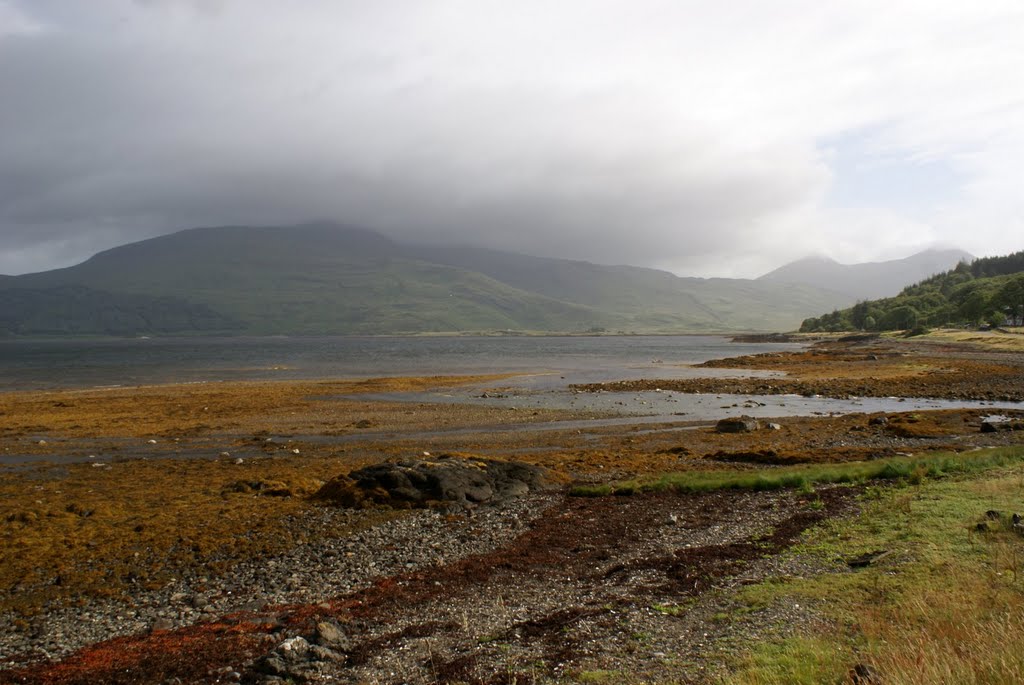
1 1 1022 275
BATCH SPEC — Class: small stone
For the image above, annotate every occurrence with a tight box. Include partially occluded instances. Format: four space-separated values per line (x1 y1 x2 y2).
220 451 231 458
150 618 174 633
278 636 311 661
309 644 345 663
234 458 245 465
292 448 301 454
313 621 351 650
147 439 157 444
37 440 47 446
850 663 881 684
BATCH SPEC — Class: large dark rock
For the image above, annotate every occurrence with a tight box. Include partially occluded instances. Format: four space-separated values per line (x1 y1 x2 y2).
715 416 761 433
314 455 547 509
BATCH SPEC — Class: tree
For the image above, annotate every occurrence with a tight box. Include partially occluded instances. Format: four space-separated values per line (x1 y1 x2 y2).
882 305 918 331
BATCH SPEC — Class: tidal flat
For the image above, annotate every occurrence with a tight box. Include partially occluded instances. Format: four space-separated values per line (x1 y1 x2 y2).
2 332 1024 684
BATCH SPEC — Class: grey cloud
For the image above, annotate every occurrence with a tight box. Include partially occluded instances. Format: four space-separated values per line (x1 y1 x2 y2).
1 2 1021 276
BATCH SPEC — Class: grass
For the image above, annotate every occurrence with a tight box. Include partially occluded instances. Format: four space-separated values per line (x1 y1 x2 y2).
924 328 1024 352
719 452 1024 684
570 447 1024 498
569 447 1024 683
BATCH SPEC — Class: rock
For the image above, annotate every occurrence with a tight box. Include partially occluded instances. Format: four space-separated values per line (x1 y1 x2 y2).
980 421 999 433
253 634 341 681
278 636 310 661
847 550 891 568
715 416 761 433
766 422 782 430
308 644 345 663
149 618 174 633
868 416 888 426
314 455 547 509
850 662 881 684
985 510 1002 521
312 621 351 651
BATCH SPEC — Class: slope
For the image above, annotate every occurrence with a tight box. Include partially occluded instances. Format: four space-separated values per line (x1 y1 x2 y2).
2 223 851 335
759 248 973 300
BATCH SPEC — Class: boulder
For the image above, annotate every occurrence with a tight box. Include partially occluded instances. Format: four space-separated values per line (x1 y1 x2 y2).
715 416 761 433
314 454 547 509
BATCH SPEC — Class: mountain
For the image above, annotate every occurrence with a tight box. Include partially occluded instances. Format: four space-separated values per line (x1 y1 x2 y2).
0 223 852 336
800 249 1024 332
0 285 241 336
758 248 974 300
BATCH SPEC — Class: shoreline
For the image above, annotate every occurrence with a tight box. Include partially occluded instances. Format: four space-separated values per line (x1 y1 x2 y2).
2 333 1024 682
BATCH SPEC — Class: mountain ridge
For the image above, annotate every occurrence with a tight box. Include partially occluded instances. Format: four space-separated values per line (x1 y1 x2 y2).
758 248 974 300
0 223 858 336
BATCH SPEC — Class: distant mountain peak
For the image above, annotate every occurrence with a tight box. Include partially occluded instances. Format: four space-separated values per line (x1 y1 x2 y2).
759 248 974 300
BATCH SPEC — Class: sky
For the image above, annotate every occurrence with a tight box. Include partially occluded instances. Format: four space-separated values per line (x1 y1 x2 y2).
1 1 1023 278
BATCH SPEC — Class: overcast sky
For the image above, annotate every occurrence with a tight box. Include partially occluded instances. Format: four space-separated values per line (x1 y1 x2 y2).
1 1 1023 277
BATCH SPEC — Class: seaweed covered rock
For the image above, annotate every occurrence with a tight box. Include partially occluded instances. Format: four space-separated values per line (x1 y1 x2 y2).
314 455 547 509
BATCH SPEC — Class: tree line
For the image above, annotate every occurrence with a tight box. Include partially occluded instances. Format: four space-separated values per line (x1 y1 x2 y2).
801 250 1024 333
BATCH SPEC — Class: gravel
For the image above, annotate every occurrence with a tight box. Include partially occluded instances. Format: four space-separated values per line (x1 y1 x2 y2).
0 494 555 667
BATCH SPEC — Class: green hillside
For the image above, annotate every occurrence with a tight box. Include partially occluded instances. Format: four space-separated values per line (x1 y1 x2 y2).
0 223 853 336
800 250 1024 332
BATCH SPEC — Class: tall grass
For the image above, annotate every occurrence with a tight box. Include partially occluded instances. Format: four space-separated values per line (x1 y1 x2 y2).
570 447 1024 497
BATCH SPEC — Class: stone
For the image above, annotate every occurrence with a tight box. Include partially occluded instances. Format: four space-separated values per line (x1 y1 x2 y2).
149 618 174 633
847 550 891 568
277 636 310 661
850 663 881 684
312 621 351 651
308 644 345 663
714 416 760 433
315 455 546 510
868 416 888 426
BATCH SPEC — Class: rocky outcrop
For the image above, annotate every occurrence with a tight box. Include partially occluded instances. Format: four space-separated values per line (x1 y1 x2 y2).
715 416 761 433
314 455 547 510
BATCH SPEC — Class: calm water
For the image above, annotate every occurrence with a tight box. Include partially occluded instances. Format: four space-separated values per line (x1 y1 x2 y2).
0 335 800 391
3 336 1021 466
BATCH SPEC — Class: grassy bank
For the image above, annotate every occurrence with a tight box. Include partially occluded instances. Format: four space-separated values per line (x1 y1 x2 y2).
569 448 1024 683
720 449 1024 684
570 447 1024 498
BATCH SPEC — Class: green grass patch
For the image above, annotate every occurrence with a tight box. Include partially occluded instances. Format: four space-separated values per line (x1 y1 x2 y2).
722 635 849 684
570 447 1024 497
721 454 1024 684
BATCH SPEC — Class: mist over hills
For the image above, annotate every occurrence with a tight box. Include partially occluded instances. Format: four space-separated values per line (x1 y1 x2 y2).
0 222 890 336
758 248 974 300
